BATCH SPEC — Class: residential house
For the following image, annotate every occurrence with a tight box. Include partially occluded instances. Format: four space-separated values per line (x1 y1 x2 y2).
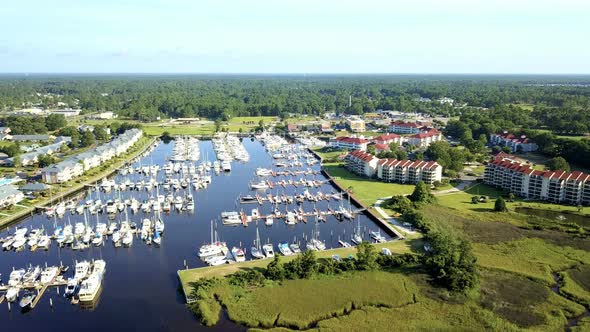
438 97 454 105
42 160 84 184
10 135 54 142
344 150 379 177
0 185 25 208
329 136 370 151
373 143 390 154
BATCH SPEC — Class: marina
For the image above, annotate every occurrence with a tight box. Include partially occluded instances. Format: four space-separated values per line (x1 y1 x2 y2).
0 136 395 331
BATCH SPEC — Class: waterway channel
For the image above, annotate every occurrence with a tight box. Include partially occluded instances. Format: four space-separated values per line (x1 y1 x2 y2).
0 139 392 331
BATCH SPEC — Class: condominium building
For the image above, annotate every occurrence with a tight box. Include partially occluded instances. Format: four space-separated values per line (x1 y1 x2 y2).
388 121 422 134
329 136 370 151
406 128 443 148
344 150 379 177
345 117 366 133
484 155 590 205
373 133 402 146
377 159 442 185
490 132 538 152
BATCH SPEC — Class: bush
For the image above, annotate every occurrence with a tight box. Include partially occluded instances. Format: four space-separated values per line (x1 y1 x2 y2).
402 209 431 233
382 195 412 214
494 197 508 212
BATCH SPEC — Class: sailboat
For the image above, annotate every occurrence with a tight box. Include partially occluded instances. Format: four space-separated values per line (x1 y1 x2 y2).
351 216 363 245
250 227 265 259
198 220 227 258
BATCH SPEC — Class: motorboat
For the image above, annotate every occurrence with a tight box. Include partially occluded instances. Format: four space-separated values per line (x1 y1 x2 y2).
278 243 293 256
40 266 59 284
153 231 161 246
289 243 302 254
231 247 246 262
92 233 103 246
122 231 133 247
250 181 269 190
265 215 274 226
74 261 91 280
198 242 227 257
19 290 36 309
22 266 41 283
8 269 26 287
2 236 14 250
370 230 386 243
338 240 352 248
112 230 121 244
64 278 79 297
205 256 227 266
256 168 273 177
78 273 101 302
155 219 165 233
37 235 51 250
262 243 274 258
221 211 241 225
6 287 19 302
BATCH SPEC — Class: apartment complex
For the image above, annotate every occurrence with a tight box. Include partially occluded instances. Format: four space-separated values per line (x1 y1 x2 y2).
329 136 370 151
377 159 442 185
42 129 143 184
345 117 366 133
343 150 442 185
484 155 590 205
373 133 402 146
489 132 538 152
389 121 423 134
344 150 379 177
406 128 443 148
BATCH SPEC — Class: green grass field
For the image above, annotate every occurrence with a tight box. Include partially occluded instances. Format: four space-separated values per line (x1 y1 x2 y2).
323 165 414 204
142 124 216 136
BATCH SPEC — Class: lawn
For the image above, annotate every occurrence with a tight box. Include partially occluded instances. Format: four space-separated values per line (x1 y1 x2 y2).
142 124 216 136
323 165 415 204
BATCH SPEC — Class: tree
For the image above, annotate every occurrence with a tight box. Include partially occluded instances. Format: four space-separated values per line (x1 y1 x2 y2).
214 119 222 132
58 126 81 148
367 144 376 155
409 181 434 204
94 125 109 141
494 197 508 212
424 227 479 292
264 255 284 280
45 114 67 131
355 242 379 270
37 154 55 168
471 196 479 204
80 130 96 147
545 156 570 172
383 195 412 213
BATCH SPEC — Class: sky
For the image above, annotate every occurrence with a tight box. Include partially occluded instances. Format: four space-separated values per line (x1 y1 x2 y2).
0 0 589 74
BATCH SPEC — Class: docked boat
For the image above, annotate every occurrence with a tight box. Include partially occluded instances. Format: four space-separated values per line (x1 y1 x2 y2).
370 230 386 243
221 160 231 172
74 261 91 280
40 266 59 284
153 231 161 246
6 287 19 302
64 278 79 297
8 268 26 287
198 221 228 258
19 290 36 309
250 227 265 259
289 243 302 254
278 243 293 256
122 231 134 247
22 265 41 283
79 260 106 302
250 181 269 190
231 247 246 262
262 243 274 258
37 235 51 249
265 215 274 226
205 256 227 266
221 211 241 225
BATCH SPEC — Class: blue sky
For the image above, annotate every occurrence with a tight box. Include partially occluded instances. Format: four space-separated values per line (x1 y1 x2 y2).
0 0 589 73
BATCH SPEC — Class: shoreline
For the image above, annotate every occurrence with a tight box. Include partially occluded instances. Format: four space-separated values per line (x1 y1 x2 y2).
0 136 158 229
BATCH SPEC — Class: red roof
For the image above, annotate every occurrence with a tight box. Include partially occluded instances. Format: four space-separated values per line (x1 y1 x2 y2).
491 156 590 182
378 158 440 170
373 133 401 142
346 150 376 163
390 121 421 128
410 129 441 139
492 132 536 145
373 143 389 151
334 136 369 144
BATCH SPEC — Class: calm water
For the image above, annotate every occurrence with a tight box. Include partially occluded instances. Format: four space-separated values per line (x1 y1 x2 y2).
0 139 391 331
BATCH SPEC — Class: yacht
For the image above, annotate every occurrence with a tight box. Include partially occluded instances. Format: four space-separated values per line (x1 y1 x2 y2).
262 243 274 258
250 181 269 190
205 256 227 266
122 231 134 247
231 247 246 262
265 215 274 226
338 240 352 248
221 211 241 225
8 268 26 287
74 261 91 280
37 235 51 250
6 287 19 302
221 160 231 172
112 230 121 244
370 230 386 243
251 227 265 259
40 266 59 284
79 260 106 302
22 266 41 283
198 221 228 257
153 231 161 246
92 233 103 246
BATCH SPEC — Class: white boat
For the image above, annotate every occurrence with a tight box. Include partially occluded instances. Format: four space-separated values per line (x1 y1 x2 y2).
221 211 241 225
155 219 165 233
198 221 228 257
289 243 302 254
2 237 14 250
153 231 161 246
112 231 121 244
74 261 91 280
221 160 231 172
6 287 19 302
370 230 386 243
40 266 59 284
205 256 227 266
262 243 274 258
78 273 101 302
278 243 293 256
231 247 246 262
122 231 133 247
265 215 274 226
22 266 41 283
64 278 79 297
250 181 269 190
256 168 273 176
338 240 352 248
8 269 25 287
37 235 51 249
174 196 183 210
92 233 103 246
19 290 36 308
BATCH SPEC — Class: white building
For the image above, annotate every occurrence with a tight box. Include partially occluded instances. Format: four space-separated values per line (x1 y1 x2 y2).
344 150 379 177
0 185 25 208
490 132 538 152
329 136 370 151
42 160 84 184
377 159 442 185
406 129 443 148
